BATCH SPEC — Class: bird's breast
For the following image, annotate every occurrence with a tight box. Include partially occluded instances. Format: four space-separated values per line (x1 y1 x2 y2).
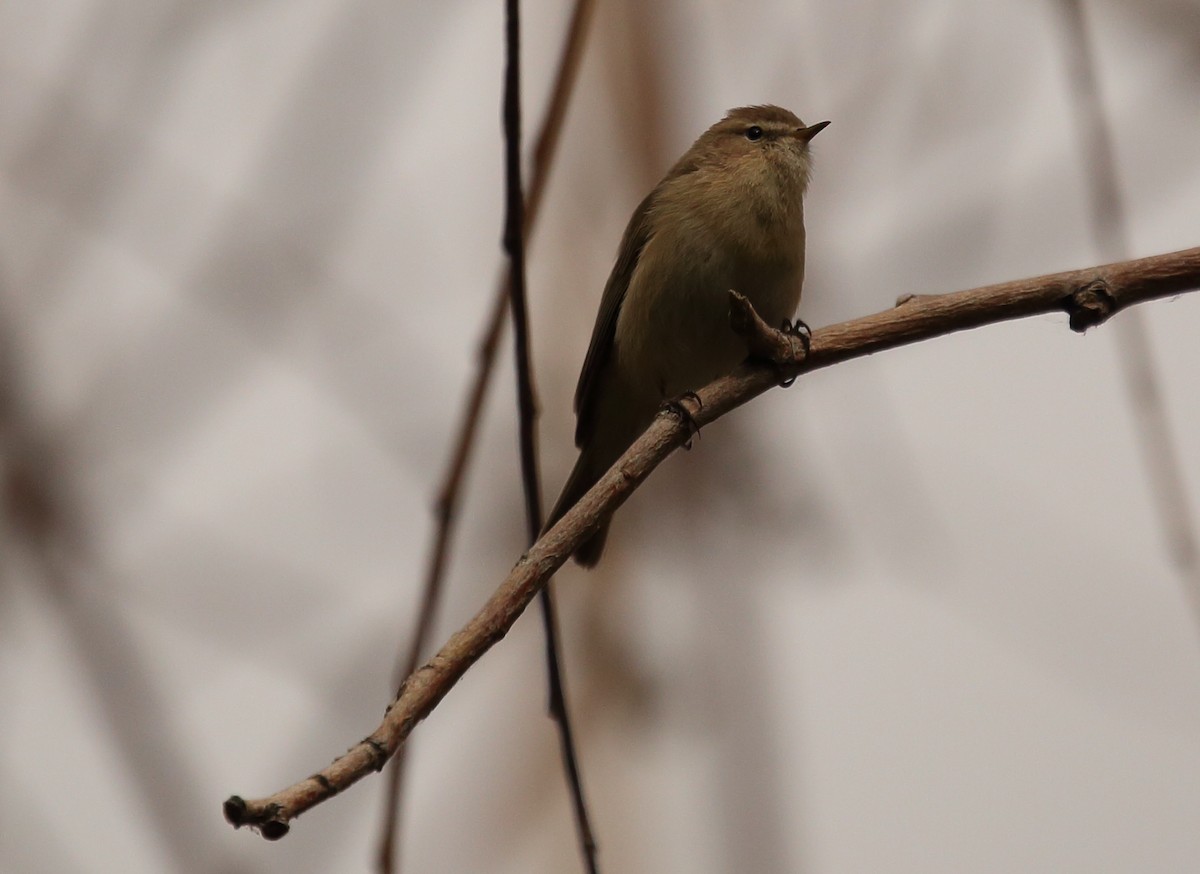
613 217 804 401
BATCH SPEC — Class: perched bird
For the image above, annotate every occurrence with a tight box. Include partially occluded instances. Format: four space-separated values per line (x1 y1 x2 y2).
546 105 828 566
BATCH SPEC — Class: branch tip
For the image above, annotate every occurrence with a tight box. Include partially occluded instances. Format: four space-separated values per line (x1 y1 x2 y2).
223 796 291 840
222 795 247 825
260 820 291 841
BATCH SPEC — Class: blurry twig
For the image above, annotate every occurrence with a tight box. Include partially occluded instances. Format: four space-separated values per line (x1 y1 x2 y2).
1055 0 1200 619
0 303 239 873
374 2 595 872
226 245 1200 840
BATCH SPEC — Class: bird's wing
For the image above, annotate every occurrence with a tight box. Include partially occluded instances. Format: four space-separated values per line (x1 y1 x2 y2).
573 190 656 446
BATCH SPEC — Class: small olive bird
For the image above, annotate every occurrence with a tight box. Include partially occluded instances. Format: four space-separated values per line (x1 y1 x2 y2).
546 105 828 566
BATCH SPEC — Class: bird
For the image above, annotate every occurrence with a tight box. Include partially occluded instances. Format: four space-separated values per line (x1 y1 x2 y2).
546 105 828 566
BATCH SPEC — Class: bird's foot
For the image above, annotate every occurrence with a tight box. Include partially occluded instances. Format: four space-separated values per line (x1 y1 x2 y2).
728 291 810 388
662 391 702 450
773 318 811 387
780 317 812 348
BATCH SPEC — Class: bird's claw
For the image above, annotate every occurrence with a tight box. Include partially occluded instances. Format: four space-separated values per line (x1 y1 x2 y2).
775 318 811 387
662 392 702 449
780 318 812 351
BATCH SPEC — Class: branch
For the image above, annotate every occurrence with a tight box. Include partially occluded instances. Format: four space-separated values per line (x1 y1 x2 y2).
224 245 1200 839
375 2 596 871
504 0 600 869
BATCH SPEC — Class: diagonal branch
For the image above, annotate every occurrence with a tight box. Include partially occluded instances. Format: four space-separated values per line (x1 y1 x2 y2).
225 245 1200 840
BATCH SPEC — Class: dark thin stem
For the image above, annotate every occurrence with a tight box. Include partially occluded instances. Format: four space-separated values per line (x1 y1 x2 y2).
523 6 603 860
504 1 599 872
375 3 595 872
1056 0 1200 618
538 583 598 867
504 2 538 530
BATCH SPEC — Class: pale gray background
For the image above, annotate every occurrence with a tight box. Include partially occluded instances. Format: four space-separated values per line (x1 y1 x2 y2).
3 1 1199 872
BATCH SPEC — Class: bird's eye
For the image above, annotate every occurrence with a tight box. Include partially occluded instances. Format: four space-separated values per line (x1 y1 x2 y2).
744 125 763 141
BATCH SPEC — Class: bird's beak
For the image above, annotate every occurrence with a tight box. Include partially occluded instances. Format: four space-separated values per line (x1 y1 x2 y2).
796 120 830 142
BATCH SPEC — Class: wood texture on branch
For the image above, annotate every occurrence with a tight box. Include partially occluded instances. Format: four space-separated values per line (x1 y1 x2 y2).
224 245 1200 839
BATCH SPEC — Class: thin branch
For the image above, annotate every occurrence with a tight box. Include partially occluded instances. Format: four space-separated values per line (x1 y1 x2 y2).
503 2 599 870
225 245 1200 840
527 1 595 229
504 1 537 534
1055 0 1200 613
374 3 596 872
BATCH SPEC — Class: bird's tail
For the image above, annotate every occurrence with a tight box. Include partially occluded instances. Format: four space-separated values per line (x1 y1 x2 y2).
544 449 610 568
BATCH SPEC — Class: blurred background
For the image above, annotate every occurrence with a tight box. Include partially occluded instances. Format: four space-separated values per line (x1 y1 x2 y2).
3 1 1200 872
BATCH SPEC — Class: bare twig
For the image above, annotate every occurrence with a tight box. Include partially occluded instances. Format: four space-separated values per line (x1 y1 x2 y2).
503 5 537 534
502 2 598 870
374 3 596 872
1055 0 1200 616
225 245 1200 840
